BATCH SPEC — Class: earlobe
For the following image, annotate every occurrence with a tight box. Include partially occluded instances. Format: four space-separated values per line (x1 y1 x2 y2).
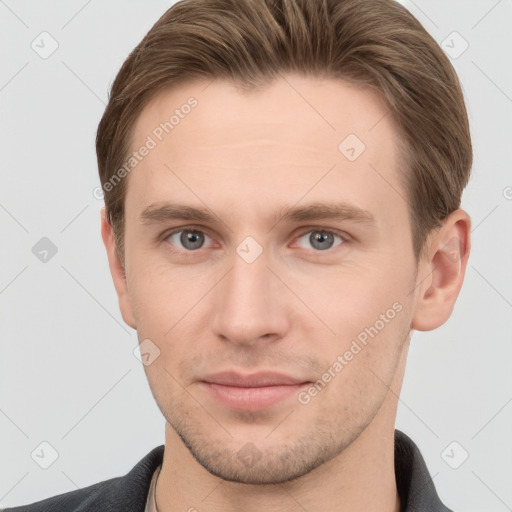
100 208 137 330
411 209 471 331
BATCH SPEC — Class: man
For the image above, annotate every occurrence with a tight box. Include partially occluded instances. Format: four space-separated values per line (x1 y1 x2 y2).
3 0 472 510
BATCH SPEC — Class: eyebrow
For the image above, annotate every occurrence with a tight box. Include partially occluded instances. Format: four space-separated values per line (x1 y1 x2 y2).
139 201 375 227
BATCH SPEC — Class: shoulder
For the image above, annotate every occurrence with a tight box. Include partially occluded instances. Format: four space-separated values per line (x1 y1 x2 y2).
394 430 454 512
1 445 164 512
1 478 118 512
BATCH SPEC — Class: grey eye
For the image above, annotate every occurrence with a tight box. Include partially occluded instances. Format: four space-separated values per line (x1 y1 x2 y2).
296 230 343 251
168 230 211 251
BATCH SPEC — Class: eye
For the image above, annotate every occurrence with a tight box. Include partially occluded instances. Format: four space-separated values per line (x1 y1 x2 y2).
165 228 213 251
293 229 346 251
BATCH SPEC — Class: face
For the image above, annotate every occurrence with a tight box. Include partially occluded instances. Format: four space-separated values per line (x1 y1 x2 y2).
111 75 423 484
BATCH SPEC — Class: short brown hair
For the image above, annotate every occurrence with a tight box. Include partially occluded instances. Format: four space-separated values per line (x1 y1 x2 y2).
96 0 472 263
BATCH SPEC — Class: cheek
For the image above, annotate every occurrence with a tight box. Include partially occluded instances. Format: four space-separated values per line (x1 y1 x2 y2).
299 298 412 421
126 254 214 364
298 257 414 388
126 238 179 300
307 258 413 335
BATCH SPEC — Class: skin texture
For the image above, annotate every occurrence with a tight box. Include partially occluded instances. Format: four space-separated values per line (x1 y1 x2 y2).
101 74 471 512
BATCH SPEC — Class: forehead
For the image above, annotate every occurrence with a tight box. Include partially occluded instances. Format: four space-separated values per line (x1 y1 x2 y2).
125 74 407 231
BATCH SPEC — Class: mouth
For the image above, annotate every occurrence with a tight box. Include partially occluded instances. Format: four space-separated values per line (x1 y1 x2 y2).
198 371 311 411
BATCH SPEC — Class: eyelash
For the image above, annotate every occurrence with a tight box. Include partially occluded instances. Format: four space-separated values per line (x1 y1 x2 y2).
161 225 350 255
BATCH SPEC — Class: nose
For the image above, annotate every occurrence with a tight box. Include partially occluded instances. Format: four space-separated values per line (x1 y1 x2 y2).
211 244 290 347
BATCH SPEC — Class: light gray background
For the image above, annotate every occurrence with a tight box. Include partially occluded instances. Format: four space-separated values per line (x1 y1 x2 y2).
1 0 511 510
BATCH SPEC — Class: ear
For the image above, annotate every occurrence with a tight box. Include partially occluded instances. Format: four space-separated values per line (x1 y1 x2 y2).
411 209 471 331
100 208 136 329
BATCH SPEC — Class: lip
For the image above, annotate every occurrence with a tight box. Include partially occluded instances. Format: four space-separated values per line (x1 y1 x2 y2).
199 371 310 411
201 371 308 387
